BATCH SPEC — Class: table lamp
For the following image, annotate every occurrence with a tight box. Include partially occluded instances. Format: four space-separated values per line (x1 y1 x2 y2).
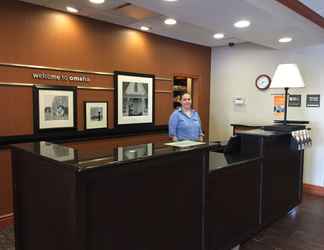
270 64 305 125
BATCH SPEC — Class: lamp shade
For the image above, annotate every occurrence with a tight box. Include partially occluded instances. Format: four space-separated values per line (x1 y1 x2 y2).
270 64 305 88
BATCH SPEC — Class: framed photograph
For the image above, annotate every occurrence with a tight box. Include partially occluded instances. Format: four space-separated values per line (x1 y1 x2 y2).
288 95 301 107
114 71 155 127
306 94 320 107
84 101 108 130
33 85 77 133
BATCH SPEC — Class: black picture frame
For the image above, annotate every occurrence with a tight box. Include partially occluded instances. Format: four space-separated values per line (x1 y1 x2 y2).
306 94 320 108
114 71 155 129
33 85 77 134
288 94 302 107
84 101 108 130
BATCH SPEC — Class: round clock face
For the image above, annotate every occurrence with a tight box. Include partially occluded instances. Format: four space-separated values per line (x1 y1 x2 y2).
255 74 271 90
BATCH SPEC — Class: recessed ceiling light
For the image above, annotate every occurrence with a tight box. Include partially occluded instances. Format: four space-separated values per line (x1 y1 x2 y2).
278 37 293 43
234 20 251 28
164 18 177 25
140 26 151 31
213 33 225 39
66 6 79 13
163 0 178 2
89 0 105 4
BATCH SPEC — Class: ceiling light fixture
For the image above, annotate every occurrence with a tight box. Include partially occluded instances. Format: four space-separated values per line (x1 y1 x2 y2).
140 26 151 31
213 33 225 39
164 18 177 25
278 37 293 43
89 0 105 4
234 20 251 28
66 6 79 13
163 0 178 2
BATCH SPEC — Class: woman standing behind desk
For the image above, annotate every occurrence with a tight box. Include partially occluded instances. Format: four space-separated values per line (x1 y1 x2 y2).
168 93 204 142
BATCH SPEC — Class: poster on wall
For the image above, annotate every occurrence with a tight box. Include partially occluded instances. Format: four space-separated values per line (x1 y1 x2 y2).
306 95 320 107
114 71 154 127
33 85 77 133
288 95 302 107
84 101 108 130
273 94 285 119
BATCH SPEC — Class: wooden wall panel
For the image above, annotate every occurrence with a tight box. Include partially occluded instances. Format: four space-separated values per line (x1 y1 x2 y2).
155 80 173 92
77 90 115 130
0 0 211 220
0 0 211 136
0 149 13 216
0 86 33 136
0 66 114 88
155 93 173 126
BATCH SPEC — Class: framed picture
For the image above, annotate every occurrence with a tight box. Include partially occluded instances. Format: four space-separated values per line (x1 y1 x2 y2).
33 85 77 133
306 94 320 107
114 71 155 128
84 101 108 130
288 95 301 107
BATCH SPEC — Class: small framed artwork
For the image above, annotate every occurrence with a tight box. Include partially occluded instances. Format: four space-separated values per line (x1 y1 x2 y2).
114 71 155 128
288 95 301 107
306 94 320 107
84 101 108 130
33 85 77 133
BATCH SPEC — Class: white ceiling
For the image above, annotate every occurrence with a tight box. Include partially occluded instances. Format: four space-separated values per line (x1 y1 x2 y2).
20 0 324 49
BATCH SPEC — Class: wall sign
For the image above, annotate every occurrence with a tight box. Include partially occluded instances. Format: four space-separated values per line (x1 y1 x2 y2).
32 72 90 82
288 95 301 107
273 95 285 119
306 94 320 107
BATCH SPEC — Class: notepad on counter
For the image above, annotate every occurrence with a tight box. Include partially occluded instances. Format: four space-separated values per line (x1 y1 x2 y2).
164 140 206 148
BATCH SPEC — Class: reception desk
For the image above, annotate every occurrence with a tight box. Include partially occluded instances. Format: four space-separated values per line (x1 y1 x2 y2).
11 128 304 250
206 128 304 250
11 139 215 250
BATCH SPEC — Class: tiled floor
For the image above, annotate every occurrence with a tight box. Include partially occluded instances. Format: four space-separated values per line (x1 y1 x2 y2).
1 193 324 250
0 226 14 250
241 194 324 250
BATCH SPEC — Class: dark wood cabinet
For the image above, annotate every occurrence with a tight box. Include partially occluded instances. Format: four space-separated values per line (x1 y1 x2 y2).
11 142 210 250
261 136 303 225
11 129 304 250
207 154 261 250
238 130 304 226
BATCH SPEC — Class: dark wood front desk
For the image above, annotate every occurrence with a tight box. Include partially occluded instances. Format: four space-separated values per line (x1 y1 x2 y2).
207 129 304 250
10 130 303 250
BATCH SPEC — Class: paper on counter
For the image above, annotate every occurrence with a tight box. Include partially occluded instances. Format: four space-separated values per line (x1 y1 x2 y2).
164 140 206 148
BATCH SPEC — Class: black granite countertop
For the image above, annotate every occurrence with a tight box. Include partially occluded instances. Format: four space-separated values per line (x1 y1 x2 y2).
230 123 270 128
209 152 261 172
11 140 219 171
236 129 290 137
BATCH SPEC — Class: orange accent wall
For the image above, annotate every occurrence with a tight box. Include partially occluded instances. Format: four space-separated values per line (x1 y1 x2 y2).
0 0 211 219
0 0 211 136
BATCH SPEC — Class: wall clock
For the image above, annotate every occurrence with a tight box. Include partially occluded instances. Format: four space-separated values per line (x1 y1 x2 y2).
255 74 271 90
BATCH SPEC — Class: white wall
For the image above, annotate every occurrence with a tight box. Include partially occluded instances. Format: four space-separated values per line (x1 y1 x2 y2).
210 43 324 187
